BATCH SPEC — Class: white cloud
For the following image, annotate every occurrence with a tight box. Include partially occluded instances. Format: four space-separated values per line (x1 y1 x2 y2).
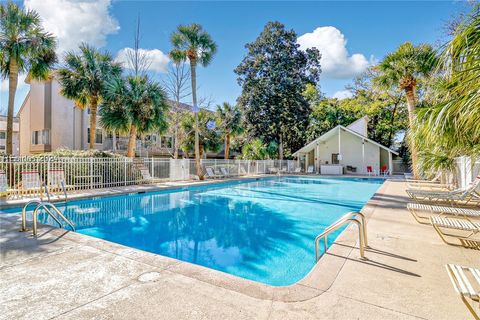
297 26 370 79
332 90 353 100
0 74 27 92
116 48 170 73
24 0 119 53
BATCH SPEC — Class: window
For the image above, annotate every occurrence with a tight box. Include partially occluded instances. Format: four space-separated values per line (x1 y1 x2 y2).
331 153 340 164
0 132 5 140
31 130 50 145
0 145 5 150
87 128 103 144
161 136 172 148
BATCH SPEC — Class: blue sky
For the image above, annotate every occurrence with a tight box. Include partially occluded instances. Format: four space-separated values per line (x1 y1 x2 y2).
0 1 469 114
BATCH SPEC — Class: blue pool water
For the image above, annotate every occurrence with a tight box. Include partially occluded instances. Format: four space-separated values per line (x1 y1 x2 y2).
5 176 383 286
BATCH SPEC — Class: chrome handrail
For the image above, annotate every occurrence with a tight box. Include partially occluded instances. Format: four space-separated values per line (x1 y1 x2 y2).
315 211 368 261
21 200 44 232
32 202 75 236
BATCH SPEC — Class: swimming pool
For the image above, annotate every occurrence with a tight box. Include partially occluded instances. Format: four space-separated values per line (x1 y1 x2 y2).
6 176 383 286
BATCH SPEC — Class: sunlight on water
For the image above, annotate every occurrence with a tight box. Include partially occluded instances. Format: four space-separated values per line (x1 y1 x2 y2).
12 176 383 286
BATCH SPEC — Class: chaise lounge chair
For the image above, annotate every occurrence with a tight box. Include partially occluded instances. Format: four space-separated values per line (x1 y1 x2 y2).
406 176 480 205
430 216 480 248
220 167 233 177
205 167 223 179
446 264 480 319
0 170 7 193
407 203 480 224
21 170 44 198
306 165 314 174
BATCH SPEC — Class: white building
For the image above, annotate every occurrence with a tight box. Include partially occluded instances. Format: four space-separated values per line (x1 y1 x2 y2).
0 115 20 155
293 116 398 175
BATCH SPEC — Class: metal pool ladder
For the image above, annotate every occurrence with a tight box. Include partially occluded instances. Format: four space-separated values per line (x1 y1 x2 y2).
21 200 75 236
315 211 368 261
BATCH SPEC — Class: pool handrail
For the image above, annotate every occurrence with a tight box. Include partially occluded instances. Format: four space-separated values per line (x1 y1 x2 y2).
21 200 75 235
315 211 368 261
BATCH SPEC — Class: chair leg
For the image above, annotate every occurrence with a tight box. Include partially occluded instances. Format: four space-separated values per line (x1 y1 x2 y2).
460 295 480 320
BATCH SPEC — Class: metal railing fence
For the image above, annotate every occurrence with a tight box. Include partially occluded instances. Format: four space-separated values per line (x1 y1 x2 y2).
0 157 300 199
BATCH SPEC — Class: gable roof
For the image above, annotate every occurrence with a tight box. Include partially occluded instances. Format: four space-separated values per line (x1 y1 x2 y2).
292 125 399 156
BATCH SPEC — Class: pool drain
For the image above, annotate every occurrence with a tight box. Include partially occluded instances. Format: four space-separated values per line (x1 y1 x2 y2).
137 271 161 283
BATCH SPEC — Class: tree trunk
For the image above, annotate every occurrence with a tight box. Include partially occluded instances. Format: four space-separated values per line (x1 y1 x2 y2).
6 60 18 155
278 134 284 160
199 143 205 159
89 97 98 150
405 86 419 178
190 59 203 180
224 133 230 159
127 125 138 158
173 124 179 159
112 131 117 152
388 100 399 147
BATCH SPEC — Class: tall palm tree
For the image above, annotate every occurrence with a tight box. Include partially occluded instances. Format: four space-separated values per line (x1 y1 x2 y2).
0 2 57 154
374 42 438 177
100 75 169 157
215 102 242 159
57 43 121 149
180 110 221 159
169 23 217 179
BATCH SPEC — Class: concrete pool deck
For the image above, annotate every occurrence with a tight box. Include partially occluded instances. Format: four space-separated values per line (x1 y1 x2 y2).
0 180 478 319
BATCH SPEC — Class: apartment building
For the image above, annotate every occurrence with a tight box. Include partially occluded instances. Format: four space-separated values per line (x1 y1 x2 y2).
17 78 226 158
0 115 20 155
17 78 180 156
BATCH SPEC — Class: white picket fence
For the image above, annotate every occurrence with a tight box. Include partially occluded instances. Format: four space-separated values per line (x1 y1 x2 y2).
455 156 480 189
0 157 300 198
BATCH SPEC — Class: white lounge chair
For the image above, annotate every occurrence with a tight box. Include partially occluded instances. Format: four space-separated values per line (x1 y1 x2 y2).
205 167 222 179
407 203 480 224
294 167 302 173
445 264 480 319
430 216 480 248
21 170 44 198
268 167 278 174
306 165 314 174
220 167 232 177
239 165 247 176
406 176 480 205
0 170 7 193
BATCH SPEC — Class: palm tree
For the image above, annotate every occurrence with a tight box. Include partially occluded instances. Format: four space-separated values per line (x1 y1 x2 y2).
374 42 438 177
215 102 243 159
57 43 121 149
100 75 169 157
170 23 217 179
0 2 57 154
180 110 221 159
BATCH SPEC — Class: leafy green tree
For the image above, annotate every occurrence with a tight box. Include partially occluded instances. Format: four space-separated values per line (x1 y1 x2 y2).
235 21 321 159
58 43 122 149
0 2 57 154
170 23 217 179
215 102 243 159
374 42 438 177
180 110 221 159
240 138 278 160
100 75 169 157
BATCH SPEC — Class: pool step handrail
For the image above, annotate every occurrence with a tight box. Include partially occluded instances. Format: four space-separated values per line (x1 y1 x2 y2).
315 211 368 261
21 200 75 236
